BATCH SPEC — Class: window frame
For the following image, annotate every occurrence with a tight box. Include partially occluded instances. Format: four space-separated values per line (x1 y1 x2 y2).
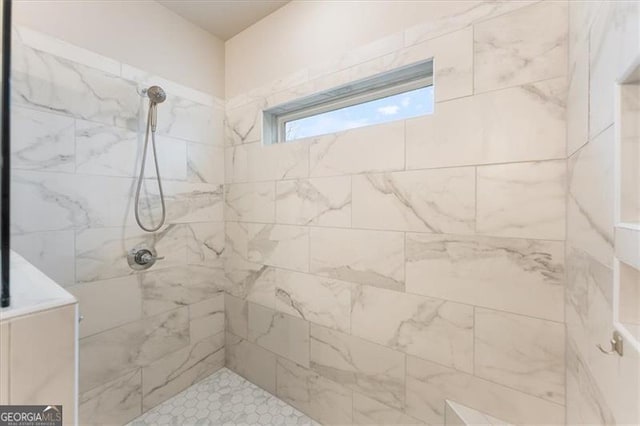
263 59 434 144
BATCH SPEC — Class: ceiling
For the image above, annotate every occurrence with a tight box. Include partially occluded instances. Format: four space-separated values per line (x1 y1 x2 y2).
158 0 290 41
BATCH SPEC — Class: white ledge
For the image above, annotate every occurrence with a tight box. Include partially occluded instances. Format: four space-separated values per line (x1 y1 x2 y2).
0 251 77 322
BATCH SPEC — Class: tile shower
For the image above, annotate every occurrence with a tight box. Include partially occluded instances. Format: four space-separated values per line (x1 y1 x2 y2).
6 1 640 425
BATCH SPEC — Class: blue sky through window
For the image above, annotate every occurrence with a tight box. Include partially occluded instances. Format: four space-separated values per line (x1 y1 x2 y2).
284 85 434 141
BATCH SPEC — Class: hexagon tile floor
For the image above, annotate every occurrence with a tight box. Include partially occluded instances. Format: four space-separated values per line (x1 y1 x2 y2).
127 368 320 426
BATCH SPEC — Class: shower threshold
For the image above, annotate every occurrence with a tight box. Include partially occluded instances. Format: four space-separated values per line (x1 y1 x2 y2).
128 368 319 426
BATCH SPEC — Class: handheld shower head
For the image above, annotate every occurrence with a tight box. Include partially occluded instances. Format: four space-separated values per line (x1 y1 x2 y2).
147 85 166 104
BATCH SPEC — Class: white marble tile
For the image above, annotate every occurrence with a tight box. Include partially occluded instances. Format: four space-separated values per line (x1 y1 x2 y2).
352 168 475 233
310 324 405 410
567 127 614 267
310 228 404 291
75 224 187 283
353 392 423 426
248 303 310 367
477 160 566 240
11 106 75 172
406 78 567 169
474 1 567 93
246 224 309 272
11 170 132 233
275 269 351 333
186 221 225 267
187 142 224 184
225 140 309 183
139 266 224 317
70 275 142 338
142 333 224 411
406 356 565 426
589 1 640 138
225 332 277 394
148 181 223 225
155 96 216 145
11 230 75 287
351 285 473 373
276 357 353 425
79 307 190 393
225 100 264 146
224 294 248 340
79 369 142 426
403 1 535 47
76 120 187 181
309 121 404 177
225 182 275 223
406 233 565 322
567 34 589 156
276 177 351 227
445 400 511 426
130 367 318 426
189 294 225 343
12 44 139 130
474 309 565 404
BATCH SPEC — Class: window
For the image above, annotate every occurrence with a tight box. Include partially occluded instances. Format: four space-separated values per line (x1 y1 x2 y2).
263 60 433 144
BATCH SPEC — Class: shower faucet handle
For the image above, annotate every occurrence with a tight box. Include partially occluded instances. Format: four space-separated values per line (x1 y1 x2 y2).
127 245 164 271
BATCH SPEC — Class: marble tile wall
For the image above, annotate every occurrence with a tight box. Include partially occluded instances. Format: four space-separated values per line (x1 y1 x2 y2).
10 27 226 425
565 2 640 425
223 1 570 424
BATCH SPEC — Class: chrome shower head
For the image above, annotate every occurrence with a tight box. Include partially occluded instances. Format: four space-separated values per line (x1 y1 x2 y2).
146 86 166 104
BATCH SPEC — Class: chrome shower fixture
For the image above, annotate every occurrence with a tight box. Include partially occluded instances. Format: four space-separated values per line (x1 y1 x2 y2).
134 85 167 233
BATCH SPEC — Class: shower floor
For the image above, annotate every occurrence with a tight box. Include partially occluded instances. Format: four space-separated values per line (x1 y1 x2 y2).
128 368 319 426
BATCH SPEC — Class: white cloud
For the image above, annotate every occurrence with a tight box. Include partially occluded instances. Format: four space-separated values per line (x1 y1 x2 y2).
401 96 411 107
377 105 400 115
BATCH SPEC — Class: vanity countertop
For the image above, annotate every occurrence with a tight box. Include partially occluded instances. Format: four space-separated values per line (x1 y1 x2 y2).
0 250 77 321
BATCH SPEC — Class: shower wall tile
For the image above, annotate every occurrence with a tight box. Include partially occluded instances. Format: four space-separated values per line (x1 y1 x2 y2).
225 140 309 184
186 222 225 267
246 224 309 272
10 27 226 422
310 324 405 410
140 266 223 317
75 120 188 181
474 1 568 93
225 332 277 394
406 233 565 322
351 285 473 373
589 1 640 139
11 106 75 172
567 126 614 268
352 168 475 233
275 177 351 227
276 357 353 425
11 230 75 287
78 369 142 426
476 160 566 240
567 34 590 156
405 356 565 425
225 100 264 146
75 224 187 283
403 1 535 47
141 332 225 411
248 303 310 367
70 275 142 338
405 78 567 170
79 307 190 393
11 47 139 130
224 294 248 340
308 121 404 177
187 143 224 184
352 392 423 426
11 170 132 234
223 254 275 303
474 309 565 405
225 182 275 223
275 269 352 333
310 228 404 291
189 294 225 343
